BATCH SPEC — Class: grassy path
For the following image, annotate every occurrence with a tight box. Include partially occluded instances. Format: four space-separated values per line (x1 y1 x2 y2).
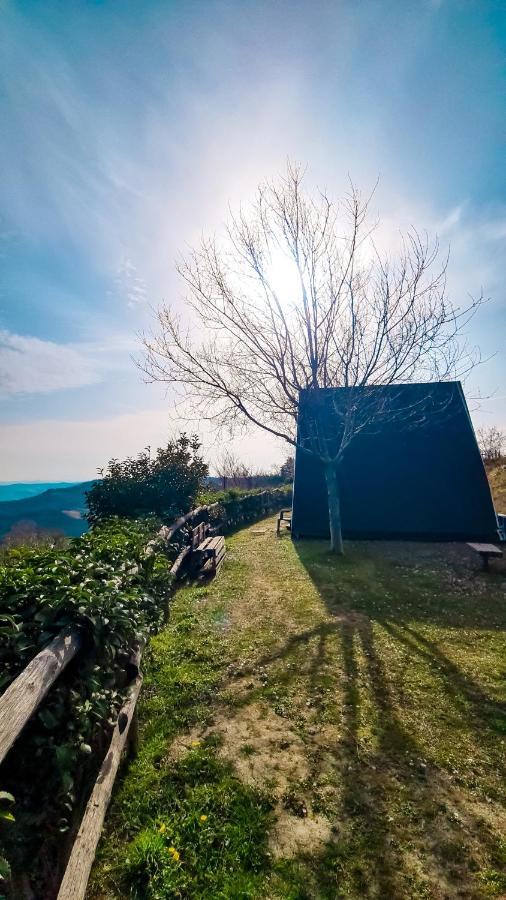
90 518 506 899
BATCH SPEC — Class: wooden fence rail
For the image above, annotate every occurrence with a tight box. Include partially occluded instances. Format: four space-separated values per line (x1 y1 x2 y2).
57 676 143 900
0 628 81 765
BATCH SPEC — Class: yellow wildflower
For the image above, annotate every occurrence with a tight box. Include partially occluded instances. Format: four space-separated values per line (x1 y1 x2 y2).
199 815 208 823
168 847 180 862
158 823 167 833
191 740 201 747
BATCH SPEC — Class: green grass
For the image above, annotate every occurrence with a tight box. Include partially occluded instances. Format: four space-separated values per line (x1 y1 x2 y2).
108 740 272 899
90 578 275 898
91 519 506 899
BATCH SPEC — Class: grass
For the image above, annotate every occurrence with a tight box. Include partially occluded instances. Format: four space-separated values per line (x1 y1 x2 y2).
486 458 506 513
90 518 506 899
112 740 272 898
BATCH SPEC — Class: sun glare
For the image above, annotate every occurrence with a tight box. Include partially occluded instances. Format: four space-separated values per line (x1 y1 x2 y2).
265 248 301 306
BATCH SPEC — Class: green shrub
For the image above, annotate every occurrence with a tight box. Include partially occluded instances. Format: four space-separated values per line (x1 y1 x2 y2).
0 517 172 890
0 517 171 689
87 433 208 524
0 487 290 893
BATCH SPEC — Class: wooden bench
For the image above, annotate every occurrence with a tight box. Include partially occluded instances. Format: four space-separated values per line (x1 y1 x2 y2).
192 535 226 576
467 542 503 570
189 522 226 576
276 508 292 536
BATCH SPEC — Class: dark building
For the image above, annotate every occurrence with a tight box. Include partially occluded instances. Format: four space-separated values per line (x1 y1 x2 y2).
291 382 499 542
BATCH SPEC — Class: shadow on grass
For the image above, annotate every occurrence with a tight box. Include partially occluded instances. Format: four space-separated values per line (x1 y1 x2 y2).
220 538 506 897
280 539 506 897
294 538 506 737
382 621 506 744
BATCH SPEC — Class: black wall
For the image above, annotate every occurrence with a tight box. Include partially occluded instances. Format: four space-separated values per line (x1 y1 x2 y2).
291 382 498 541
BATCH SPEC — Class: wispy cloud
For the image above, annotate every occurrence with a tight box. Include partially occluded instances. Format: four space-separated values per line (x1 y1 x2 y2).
0 1 503 476
0 331 100 396
114 258 148 308
0 330 138 397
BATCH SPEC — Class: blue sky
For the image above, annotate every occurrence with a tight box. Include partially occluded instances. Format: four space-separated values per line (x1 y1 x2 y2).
0 0 505 479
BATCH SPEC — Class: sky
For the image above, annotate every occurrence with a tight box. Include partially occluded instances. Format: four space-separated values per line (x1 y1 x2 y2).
0 0 505 481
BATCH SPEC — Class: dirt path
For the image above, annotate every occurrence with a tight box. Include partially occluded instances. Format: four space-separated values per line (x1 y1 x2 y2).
91 516 506 899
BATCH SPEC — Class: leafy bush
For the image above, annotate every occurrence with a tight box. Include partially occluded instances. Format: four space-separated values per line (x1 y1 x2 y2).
0 517 173 893
196 485 264 506
87 433 208 524
0 517 172 689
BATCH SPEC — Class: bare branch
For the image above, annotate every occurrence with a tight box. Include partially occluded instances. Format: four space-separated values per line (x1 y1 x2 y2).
141 163 486 469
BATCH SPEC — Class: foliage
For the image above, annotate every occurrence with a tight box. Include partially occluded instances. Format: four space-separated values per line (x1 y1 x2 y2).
87 433 208 524
0 517 170 689
280 456 295 482
197 485 259 506
0 791 15 890
0 516 172 892
487 458 506 512
0 792 15 825
0 488 289 895
197 485 267 506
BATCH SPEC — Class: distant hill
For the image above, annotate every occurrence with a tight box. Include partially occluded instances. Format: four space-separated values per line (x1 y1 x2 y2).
0 482 80 502
0 482 95 540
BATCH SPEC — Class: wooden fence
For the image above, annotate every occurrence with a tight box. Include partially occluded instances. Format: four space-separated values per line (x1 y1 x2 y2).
0 487 289 900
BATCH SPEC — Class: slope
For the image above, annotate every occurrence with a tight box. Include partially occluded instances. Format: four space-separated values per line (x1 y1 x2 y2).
0 481 94 539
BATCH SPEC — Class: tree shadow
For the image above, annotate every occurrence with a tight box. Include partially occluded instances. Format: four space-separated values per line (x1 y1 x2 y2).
250 539 506 897
170 533 505 896
294 538 506 631
332 615 409 897
382 620 506 746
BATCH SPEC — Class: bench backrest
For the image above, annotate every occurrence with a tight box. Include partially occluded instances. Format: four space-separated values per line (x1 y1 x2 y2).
191 521 208 548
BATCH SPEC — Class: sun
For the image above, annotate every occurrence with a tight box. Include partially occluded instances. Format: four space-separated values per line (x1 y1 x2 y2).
265 247 301 307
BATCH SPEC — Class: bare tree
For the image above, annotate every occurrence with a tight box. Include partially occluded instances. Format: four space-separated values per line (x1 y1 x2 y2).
215 449 248 489
142 164 484 552
477 425 505 463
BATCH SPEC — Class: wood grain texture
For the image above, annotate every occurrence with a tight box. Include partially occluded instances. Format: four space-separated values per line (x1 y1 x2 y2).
0 628 81 765
467 542 502 556
57 676 143 900
170 545 192 577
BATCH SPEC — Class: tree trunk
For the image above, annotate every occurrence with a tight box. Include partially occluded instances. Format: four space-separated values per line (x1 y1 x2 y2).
323 462 343 554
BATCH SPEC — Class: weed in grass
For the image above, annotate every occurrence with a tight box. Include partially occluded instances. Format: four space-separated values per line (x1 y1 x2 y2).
116 742 273 899
479 868 506 896
240 743 257 757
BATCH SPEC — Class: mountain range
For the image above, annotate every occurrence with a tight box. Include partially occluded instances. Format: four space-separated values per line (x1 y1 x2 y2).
0 482 80 502
0 482 94 540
